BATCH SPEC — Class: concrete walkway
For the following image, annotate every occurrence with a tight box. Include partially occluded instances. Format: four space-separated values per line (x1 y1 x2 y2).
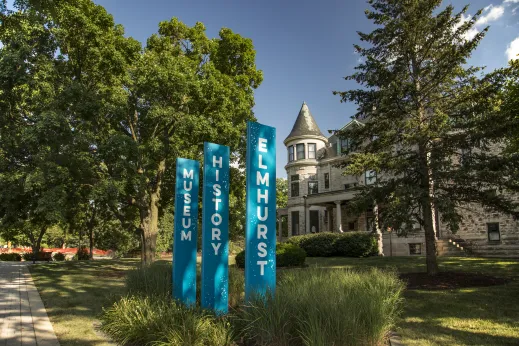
0 262 59 346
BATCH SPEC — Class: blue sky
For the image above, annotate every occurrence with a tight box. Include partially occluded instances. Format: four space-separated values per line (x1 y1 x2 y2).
6 0 519 177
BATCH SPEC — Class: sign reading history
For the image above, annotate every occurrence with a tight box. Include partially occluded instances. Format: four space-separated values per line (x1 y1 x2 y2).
244 121 277 301
172 158 199 306
201 142 230 314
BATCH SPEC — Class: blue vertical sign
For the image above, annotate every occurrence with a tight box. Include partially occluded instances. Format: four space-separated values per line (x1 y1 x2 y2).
173 158 199 306
245 121 276 301
201 143 230 314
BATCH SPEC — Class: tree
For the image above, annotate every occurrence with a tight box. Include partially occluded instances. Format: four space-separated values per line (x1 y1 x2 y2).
276 178 288 209
0 2 73 259
100 18 262 264
335 0 519 275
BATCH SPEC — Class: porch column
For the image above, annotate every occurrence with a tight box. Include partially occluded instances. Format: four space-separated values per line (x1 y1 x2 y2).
335 201 343 233
278 217 283 241
327 207 333 233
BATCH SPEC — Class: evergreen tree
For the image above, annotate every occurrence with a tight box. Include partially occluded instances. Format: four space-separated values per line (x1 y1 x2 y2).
335 0 519 275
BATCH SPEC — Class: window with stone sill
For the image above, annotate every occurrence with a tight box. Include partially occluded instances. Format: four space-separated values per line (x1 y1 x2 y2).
308 143 316 159
291 182 299 197
296 143 305 160
308 181 318 195
409 243 422 255
288 146 294 162
487 222 500 241
324 173 330 189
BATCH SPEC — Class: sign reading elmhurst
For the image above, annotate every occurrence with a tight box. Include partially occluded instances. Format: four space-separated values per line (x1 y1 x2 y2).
245 121 276 301
172 158 199 306
201 142 230 314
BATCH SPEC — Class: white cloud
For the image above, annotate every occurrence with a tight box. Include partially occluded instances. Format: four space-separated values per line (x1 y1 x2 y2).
476 5 505 26
504 0 519 4
454 13 480 40
506 37 519 60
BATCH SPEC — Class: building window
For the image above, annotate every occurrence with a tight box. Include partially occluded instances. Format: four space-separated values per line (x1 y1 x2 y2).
324 173 330 189
348 222 356 231
324 210 328 223
365 170 377 185
308 181 318 195
288 146 294 162
308 174 318 195
308 143 316 159
291 174 300 197
340 138 351 153
296 143 305 160
291 211 300 236
409 243 422 255
487 223 500 241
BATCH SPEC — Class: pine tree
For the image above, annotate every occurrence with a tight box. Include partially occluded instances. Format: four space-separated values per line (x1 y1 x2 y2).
335 0 519 275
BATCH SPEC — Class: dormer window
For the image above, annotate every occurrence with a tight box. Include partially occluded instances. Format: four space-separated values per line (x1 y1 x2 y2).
296 143 305 160
340 138 351 153
308 143 316 159
288 146 294 162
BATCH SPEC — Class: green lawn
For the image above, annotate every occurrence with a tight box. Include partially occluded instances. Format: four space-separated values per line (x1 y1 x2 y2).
29 256 519 346
29 259 140 346
307 257 519 346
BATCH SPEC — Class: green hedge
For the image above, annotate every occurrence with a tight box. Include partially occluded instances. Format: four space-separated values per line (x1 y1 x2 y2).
287 232 378 257
235 243 306 268
0 253 22 261
52 252 66 261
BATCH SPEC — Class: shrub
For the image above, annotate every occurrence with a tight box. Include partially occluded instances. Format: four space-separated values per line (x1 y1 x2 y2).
52 252 66 261
22 252 51 261
287 232 378 257
235 243 306 269
75 246 90 260
235 250 245 268
126 262 172 297
239 268 404 346
296 233 338 257
126 262 244 308
0 253 22 261
100 295 234 346
334 232 379 257
276 243 306 267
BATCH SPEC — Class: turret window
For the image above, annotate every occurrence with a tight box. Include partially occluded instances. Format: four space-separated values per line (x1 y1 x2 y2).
291 174 300 197
288 146 294 162
308 143 316 159
296 143 305 160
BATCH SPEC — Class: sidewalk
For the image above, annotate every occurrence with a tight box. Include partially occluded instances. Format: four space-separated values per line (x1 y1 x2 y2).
0 262 60 346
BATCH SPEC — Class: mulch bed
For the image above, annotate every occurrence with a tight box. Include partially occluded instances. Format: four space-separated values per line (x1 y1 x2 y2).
400 271 511 290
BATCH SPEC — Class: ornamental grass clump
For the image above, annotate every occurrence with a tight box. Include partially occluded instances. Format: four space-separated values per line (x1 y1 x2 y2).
239 268 404 346
100 295 234 346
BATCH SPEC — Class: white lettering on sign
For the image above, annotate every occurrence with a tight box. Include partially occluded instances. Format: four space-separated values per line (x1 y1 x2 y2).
255 138 270 276
181 169 194 242
210 156 224 254
181 230 192 241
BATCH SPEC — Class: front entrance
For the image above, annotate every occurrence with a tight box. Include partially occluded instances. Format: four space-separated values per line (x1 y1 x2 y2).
310 210 319 233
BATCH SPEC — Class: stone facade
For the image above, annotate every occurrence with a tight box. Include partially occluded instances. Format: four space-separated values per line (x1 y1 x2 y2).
281 102 519 257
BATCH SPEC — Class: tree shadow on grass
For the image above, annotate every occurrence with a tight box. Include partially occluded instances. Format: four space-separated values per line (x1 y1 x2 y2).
401 320 519 346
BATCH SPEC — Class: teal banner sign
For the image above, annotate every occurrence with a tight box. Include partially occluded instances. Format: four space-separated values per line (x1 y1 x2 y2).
173 158 199 306
245 121 276 301
201 142 230 313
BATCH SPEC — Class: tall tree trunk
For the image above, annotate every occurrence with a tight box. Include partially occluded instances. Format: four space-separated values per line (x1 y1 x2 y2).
87 206 97 260
374 203 384 256
29 226 46 264
419 145 439 276
139 159 166 265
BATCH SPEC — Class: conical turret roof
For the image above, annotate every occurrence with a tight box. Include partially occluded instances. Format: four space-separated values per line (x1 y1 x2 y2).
285 102 325 142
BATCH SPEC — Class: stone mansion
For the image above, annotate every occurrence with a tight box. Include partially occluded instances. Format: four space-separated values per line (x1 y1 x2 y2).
281 102 519 257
